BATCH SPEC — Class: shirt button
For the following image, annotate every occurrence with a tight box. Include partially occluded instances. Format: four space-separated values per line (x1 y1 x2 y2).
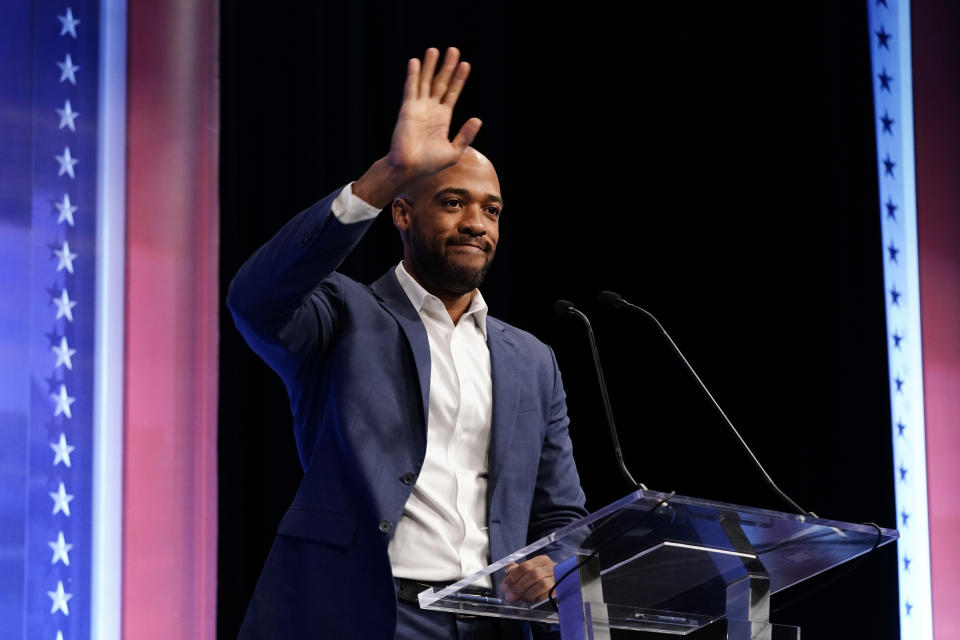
401 471 417 485
378 520 392 533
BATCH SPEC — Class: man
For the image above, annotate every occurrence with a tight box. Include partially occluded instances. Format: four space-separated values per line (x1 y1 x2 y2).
228 47 587 639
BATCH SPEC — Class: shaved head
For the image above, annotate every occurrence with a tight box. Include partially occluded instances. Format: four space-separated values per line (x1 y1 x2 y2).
398 147 498 204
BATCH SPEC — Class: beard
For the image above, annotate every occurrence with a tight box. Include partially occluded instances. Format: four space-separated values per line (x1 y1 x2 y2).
408 225 495 295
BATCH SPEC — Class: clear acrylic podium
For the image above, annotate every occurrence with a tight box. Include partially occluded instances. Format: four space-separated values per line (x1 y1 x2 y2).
418 490 898 639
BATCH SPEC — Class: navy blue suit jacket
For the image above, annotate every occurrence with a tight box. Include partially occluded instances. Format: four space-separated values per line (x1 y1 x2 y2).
228 188 588 639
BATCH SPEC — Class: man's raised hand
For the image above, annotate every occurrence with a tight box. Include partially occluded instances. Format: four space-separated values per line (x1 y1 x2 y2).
353 47 481 208
388 47 482 178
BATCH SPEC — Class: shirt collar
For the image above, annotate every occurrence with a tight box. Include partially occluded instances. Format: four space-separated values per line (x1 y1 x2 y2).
394 261 488 338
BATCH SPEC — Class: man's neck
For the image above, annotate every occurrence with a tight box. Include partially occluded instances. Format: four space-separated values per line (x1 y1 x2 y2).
435 290 475 325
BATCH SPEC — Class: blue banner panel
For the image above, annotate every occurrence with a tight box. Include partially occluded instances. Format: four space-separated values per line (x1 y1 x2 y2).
0 1 34 636
1 1 100 639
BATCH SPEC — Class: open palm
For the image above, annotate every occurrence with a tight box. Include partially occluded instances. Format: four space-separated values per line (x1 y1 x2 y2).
387 47 482 181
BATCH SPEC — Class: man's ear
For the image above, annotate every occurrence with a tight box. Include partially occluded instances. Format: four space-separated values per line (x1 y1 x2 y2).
391 197 412 232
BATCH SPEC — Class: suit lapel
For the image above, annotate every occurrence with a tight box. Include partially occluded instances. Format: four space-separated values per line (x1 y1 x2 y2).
370 270 519 497
486 320 519 501
370 270 431 429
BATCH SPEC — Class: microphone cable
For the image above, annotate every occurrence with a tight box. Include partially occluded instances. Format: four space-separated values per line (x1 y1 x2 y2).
597 291 815 518
554 299 644 491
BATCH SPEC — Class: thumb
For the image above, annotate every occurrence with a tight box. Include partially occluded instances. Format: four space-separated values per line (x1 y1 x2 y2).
451 117 483 152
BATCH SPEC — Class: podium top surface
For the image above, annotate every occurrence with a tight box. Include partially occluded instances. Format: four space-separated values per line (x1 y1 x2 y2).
419 490 898 633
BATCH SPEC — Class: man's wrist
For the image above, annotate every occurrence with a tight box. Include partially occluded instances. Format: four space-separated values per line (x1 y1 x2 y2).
331 183 382 224
352 157 410 209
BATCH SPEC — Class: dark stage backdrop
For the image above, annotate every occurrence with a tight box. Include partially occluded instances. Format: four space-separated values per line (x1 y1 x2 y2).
219 2 897 638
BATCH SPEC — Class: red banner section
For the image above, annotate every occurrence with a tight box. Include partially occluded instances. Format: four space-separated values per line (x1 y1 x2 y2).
124 0 219 638
913 4 960 638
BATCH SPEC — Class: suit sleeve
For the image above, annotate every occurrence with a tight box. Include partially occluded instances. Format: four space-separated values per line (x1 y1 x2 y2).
226 187 377 380
526 346 589 543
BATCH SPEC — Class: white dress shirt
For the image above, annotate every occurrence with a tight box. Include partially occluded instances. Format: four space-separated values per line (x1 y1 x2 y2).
331 183 494 587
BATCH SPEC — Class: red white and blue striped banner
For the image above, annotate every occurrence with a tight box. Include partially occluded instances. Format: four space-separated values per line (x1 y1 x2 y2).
868 0 960 637
866 0 933 636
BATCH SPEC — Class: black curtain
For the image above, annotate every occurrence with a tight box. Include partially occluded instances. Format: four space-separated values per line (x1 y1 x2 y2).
219 2 898 637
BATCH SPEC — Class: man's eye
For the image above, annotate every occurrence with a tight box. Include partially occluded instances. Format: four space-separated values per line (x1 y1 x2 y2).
443 199 462 208
486 207 501 217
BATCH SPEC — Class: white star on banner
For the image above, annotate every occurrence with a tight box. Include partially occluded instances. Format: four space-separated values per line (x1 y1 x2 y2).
56 632 64 640
54 193 77 226
54 241 77 274
49 482 74 517
57 53 79 85
51 384 75 419
47 580 72 615
52 336 76 369
55 147 78 179
53 289 76 322
56 100 79 131
50 433 75 467
48 531 74 565
57 8 81 38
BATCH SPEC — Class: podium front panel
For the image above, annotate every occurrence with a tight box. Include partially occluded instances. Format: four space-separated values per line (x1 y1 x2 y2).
418 490 897 635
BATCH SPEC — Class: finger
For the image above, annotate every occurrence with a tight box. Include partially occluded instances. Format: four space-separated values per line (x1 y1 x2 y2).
501 562 521 588
431 47 460 99
505 574 553 603
499 562 518 591
419 47 440 98
403 58 420 102
440 61 472 107
500 562 517 591
451 117 482 153
521 578 554 603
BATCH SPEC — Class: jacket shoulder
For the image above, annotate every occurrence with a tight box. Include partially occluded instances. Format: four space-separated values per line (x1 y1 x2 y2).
487 315 555 360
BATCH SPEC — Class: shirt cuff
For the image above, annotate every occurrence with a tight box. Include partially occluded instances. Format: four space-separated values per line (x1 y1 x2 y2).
330 182 383 224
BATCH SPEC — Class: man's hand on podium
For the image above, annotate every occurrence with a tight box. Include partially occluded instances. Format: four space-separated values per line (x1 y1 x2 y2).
500 555 555 604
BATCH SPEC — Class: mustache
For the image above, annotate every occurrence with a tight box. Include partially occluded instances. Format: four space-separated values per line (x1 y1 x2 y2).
446 236 493 252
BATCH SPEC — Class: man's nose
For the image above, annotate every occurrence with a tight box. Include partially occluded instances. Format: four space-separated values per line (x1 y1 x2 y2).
458 205 488 235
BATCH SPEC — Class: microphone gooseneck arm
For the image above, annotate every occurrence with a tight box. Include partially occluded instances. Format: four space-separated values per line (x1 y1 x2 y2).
554 299 645 491
597 291 815 517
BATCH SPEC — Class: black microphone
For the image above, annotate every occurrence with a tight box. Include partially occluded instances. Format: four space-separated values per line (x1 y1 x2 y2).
554 299 644 490
598 291 815 517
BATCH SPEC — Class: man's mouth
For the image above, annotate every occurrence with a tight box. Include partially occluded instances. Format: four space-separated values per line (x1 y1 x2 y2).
448 240 489 253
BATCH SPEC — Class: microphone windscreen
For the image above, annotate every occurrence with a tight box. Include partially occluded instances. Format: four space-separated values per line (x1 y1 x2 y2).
597 291 623 309
553 299 576 316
